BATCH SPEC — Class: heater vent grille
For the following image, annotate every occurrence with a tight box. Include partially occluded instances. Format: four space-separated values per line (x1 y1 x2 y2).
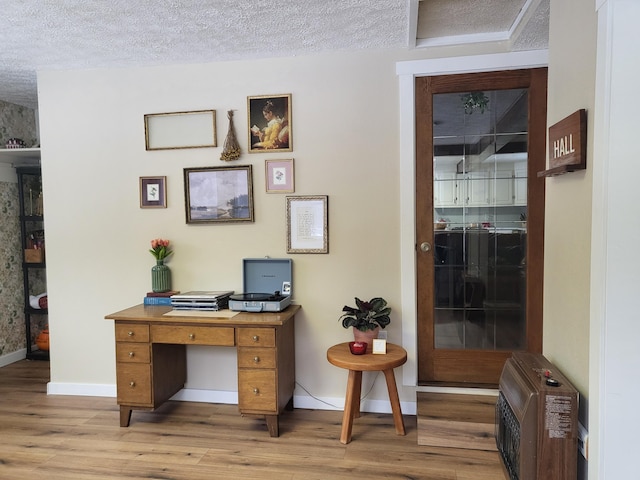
496 392 521 480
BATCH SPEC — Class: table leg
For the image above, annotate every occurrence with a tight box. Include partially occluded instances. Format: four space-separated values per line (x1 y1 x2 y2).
382 368 406 436
340 369 362 444
353 370 362 419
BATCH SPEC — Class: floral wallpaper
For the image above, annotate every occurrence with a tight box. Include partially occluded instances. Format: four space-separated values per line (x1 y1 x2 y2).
0 180 26 356
0 100 38 148
0 100 41 358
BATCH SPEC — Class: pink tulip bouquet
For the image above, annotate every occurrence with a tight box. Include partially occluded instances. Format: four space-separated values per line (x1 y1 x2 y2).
149 238 173 261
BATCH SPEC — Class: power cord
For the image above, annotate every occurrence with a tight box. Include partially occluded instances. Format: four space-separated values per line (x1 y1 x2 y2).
295 371 381 409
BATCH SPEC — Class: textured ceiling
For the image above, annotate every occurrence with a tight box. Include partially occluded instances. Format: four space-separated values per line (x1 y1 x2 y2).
417 0 549 48
0 0 548 110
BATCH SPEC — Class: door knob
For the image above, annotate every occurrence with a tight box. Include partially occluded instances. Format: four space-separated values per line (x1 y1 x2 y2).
420 242 431 252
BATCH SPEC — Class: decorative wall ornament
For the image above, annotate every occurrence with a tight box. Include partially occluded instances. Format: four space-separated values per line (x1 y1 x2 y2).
220 110 241 161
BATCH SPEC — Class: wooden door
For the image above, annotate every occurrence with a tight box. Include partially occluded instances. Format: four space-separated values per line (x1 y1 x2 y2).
416 68 547 386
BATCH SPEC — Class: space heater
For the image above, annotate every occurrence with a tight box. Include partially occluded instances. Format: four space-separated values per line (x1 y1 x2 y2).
496 352 578 480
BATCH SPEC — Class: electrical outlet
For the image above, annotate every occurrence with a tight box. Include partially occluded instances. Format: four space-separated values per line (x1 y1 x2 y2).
578 422 589 460
377 330 388 340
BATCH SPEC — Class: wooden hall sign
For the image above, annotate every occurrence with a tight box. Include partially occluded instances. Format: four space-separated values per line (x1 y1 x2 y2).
538 109 587 177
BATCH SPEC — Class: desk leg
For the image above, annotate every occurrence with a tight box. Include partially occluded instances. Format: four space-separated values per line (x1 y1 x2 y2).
265 415 279 437
382 368 405 436
340 369 362 444
285 395 294 411
119 406 132 427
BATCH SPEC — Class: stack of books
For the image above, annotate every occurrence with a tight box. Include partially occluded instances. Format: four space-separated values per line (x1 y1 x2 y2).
170 291 234 311
144 291 180 306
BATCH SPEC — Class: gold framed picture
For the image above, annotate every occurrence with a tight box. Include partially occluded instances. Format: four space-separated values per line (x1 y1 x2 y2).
247 94 292 153
286 195 328 253
183 165 254 224
144 110 216 150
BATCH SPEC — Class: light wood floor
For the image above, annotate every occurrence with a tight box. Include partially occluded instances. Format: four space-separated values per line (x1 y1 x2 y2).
0 360 505 480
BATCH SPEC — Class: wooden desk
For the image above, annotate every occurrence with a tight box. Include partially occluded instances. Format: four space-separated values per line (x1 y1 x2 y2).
327 342 407 444
105 304 299 437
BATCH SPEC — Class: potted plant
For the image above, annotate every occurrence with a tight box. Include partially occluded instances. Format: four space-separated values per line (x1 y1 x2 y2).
340 297 391 348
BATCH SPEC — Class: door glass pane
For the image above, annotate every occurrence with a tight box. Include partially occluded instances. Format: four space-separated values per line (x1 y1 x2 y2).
433 89 528 350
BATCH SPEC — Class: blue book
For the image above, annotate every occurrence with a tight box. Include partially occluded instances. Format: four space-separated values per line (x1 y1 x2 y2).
144 296 172 306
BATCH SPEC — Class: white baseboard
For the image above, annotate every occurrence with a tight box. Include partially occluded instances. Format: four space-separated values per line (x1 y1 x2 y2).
45 382 417 415
0 349 26 367
170 388 238 404
293 393 416 415
47 382 116 397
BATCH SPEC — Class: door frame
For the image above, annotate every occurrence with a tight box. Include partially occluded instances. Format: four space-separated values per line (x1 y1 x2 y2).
395 50 548 387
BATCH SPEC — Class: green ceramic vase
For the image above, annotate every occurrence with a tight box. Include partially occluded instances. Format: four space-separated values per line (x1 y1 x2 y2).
151 259 171 293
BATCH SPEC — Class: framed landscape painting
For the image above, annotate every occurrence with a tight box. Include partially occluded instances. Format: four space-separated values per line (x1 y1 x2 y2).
184 165 254 224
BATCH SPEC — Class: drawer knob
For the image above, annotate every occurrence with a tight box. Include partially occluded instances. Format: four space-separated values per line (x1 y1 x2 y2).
253 356 260 363
128 351 135 358
252 335 259 342
127 331 134 337
129 381 136 387
253 388 260 395
189 333 195 340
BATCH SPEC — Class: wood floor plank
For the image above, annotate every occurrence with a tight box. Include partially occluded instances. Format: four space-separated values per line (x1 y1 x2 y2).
0 360 505 479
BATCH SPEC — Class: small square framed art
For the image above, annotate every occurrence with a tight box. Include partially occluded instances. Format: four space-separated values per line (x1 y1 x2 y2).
265 159 294 193
140 176 167 208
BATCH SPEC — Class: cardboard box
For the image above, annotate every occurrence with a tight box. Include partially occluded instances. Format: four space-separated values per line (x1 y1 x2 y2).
24 249 44 263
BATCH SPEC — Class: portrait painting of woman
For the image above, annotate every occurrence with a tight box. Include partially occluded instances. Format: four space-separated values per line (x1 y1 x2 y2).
247 94 292 153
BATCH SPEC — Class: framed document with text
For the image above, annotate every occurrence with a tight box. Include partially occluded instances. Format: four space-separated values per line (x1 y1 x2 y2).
286 195 328 254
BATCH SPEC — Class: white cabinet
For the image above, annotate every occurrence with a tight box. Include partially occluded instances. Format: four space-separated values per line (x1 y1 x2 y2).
514 163 527 206
434 172 458 207
493 169 515 206
434 171 490 207
434 162 527 208
464 171 490 206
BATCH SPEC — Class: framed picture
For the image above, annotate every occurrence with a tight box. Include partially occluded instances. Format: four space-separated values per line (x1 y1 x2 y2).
144 110 216 150
265 159 295 193
140 176 167 208
247 94 292 153
286 195 328 254
184 165 254 224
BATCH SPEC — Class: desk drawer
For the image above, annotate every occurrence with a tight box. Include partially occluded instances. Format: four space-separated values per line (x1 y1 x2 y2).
238 347 276 369
151 325 235 346
116 343 150 363
237 328 276 347
238 369 277 412
115 323 150 343
116 364 151 405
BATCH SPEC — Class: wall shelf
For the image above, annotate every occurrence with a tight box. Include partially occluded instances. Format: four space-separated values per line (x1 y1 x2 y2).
537 163 586 178
0 148 41 166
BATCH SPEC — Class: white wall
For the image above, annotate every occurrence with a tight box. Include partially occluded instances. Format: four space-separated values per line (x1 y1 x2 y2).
37 50 413 409
545 2 597 477
591 2 640 478
544 0 596 395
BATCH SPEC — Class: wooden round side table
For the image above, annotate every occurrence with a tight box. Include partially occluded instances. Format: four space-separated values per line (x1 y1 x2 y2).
326 342 407 444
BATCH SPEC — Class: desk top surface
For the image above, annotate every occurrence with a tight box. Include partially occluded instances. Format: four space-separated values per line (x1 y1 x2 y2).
327 342 407 371
105 304 300 327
